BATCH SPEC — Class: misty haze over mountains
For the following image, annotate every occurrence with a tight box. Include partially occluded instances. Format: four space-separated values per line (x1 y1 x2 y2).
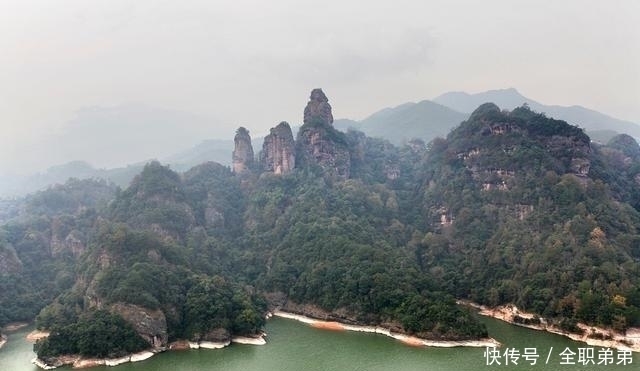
2 88 639 197
38 104 233 170
433 88 640 140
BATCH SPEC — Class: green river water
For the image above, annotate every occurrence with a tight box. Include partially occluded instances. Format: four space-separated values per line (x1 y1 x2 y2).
1 316 638 371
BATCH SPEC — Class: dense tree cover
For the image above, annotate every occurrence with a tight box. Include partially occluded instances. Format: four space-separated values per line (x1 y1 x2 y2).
182 162 246 237
35 310 148 358
0 179 113 327
3 103 640 358
239 166 486 339
24 178 117 217
110 161 194 240
35 222 265 344
607 134 640 160
419 105 640 331
184 275 266 338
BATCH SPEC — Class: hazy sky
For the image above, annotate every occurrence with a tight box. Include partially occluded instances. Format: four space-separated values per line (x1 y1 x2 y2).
1 0 639 174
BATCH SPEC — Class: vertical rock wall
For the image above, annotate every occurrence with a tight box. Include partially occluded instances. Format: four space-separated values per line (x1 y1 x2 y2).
261 122 296 174
232 127 254 174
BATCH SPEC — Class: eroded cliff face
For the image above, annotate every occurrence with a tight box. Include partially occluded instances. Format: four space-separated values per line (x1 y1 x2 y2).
296 89 351 178
111 303 168 348
261 122 295 174
453 103 592 192
0 243 22 275
427 103 595 229
232 127 254 174
50 225 86 258
111 161 197 242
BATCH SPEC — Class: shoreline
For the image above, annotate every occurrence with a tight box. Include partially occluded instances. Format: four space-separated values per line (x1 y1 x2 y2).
31 349 159 370
1 322 31 349
273 310 500 348
461 301 640 353
3 322 30 332
26 330 50 343
30 332 267 370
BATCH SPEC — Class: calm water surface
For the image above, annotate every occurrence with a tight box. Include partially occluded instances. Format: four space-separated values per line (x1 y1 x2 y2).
1 317 638 370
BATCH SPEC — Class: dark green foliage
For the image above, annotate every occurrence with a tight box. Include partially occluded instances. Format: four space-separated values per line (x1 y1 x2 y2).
31 216 267 348
468 102 501 121
398 293 487 339
418 104 640 331
24 178 117 217
184 275 266 338
513 315 541 326
241 171 487 339
110 161 192 239
35 310 148 358
0 180 106 328
182 162 245 237
607 134 640 160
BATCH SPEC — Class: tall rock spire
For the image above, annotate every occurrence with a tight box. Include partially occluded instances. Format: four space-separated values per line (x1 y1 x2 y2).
303 88 334 126
232 127 254 173
297 89 350 178
261 122 296 174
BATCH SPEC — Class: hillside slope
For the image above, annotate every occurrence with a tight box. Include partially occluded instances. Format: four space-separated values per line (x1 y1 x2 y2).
418 103 640 332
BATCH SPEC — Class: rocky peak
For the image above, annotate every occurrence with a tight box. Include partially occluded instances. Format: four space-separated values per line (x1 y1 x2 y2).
449 103 593 189
469 102 501 122
297 89 351 178
304 88 334 126
261 122 296 174
607 134 640 160
233 127 254 173
407 138 426 153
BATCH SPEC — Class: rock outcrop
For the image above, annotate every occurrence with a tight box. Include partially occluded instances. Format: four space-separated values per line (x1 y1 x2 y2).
111 303 168 348
261 122 296 174
303 88 333 126
201 328 231 343
0 243 22 274
297 89 351 178
232 127 254 174
51 230 86 258
607 133 640 160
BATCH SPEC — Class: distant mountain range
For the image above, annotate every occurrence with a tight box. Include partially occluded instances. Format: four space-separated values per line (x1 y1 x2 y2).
37 103 234 170
334 100 467 144
3 88 639 197
336 88 640 145
0 137 266 197
433 88 640 140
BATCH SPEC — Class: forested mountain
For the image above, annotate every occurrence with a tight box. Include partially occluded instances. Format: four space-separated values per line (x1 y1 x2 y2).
1 90 639 362
418 103 640 332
